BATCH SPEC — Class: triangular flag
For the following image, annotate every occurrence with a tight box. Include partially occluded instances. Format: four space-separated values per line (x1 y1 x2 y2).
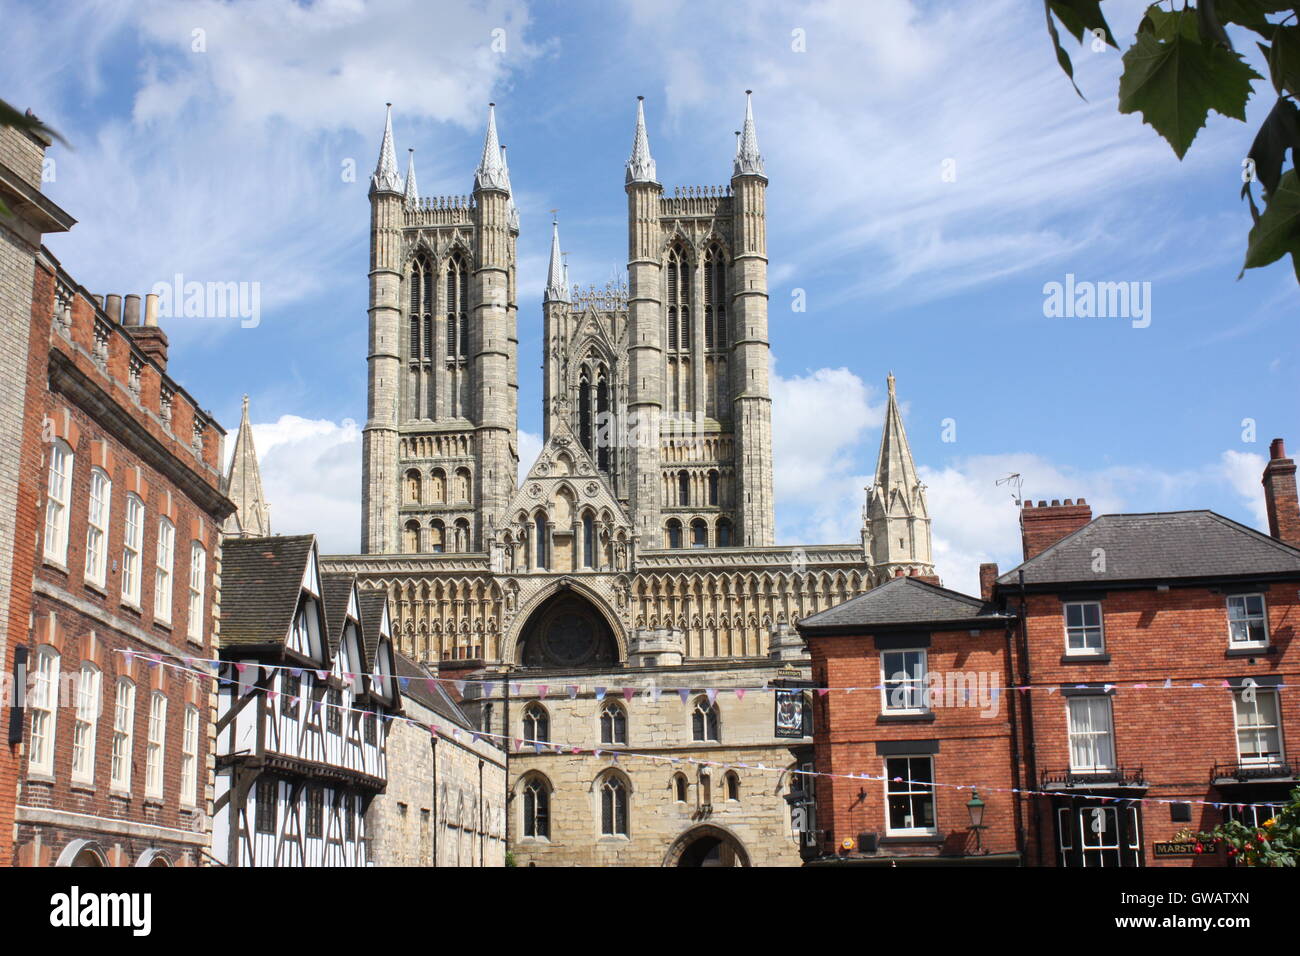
677 689 690 704
735 688 747 701
706 688 718 705
622 687 636 702
817 688 830 698
538 685 549 698
594 687 607 701
398 676 411 691
454 680 466 695
567 685 579 699
482 683 495 697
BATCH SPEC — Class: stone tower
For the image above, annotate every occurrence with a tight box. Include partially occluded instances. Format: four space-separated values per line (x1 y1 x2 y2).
362 103 520 555
863 373 934 576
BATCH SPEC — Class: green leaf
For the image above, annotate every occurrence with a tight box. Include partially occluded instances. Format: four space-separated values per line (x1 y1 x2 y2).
1265 23 1300 96
1045 0 1086 99
1199 0 1236 49
1216 0 1296 38
1242 168 1300 281
1118 9 1262 158
1048 0 1119 46
0 97 67 147
1244 96 1300 198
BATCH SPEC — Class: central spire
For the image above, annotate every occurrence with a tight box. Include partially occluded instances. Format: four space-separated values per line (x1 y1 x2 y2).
372 103 402 193
626 95 657 184
545 218 568 303
474 103 509 192
734 90 764 177
222 395 272 539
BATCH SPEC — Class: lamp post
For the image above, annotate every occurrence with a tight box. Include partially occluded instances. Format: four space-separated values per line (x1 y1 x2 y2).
966 790 987 854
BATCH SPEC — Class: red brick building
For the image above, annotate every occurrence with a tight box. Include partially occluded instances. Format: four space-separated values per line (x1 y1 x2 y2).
796 577 1021 865
992 443 1300 867
7 200 233 864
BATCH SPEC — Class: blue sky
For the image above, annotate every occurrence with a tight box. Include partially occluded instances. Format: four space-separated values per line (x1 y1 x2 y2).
3 0 1296 593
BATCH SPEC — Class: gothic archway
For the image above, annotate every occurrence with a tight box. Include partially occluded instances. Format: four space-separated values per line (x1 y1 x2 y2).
516 588 619 669
663 825 751 867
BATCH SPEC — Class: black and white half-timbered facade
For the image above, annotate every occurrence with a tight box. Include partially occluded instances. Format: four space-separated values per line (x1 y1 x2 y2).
214 535 399 866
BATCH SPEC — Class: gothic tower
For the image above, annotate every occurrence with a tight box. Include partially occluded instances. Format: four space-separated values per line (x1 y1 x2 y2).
362 104 519 555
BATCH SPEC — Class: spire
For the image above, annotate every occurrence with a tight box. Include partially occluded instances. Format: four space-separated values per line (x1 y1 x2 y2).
403 148 419 206
864 373 933 574
500 143 520 231
626 96 657 184
372 103 402 193
474 103 509 192
545 218 568 303
222 395 271 539
733 90 764 177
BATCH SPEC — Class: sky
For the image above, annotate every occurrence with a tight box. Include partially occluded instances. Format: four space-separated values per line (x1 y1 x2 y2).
3 0 1296 595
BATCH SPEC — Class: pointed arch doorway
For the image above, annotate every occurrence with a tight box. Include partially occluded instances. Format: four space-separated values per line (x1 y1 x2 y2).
664 825 751 867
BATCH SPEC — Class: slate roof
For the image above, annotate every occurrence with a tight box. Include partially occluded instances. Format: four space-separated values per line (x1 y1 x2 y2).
998 510 1300 588
393 653 477 732
220 535 316 649
320 572 358 654
797 576 1008 633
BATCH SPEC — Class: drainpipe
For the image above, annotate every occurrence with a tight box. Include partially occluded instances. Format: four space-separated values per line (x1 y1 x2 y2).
1015 568 1044 866
1003 617 1026 864
478 758 485 866
430 734 438 866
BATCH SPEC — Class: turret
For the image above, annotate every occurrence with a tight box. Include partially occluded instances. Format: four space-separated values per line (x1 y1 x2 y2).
864 374 934 577
729 91 774 546
625 96 665 544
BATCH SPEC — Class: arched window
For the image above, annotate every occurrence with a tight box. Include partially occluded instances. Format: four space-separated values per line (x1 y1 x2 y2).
672 773 688 803
666 244 688 352
691 518 708 549
405 469 422 503
725 771 741 802
429 520 445 554
522 776 550 839
430 468 446 503
578 371 593 455
111 678 136 790
409 253 435 417
85 467 111 587
523 703 549 744
534 513 548 569
403 520 421 553
707 470 719 506
716 517 732 547
704 243 727 350
43 438 73 565
28 646 60 775
122 493 144 606
665 519 683 550
599 701 627 745
155 518 175 623
454 467 471 502
188 541 206 641
446 252 469 362
71 663 101 785
582 512 595 569
692 697 720 742
600 774 629 837
596 374 611 472
678 470 689 506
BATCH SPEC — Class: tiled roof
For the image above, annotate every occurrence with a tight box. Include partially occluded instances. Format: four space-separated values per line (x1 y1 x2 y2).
357 590 389 670
998 511 1300 587
320 571 357 654
798 576 1006 632
393 653 477 731
220 535 315 648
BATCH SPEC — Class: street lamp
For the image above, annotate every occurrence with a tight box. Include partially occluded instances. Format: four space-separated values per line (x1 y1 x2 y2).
966 790 987 854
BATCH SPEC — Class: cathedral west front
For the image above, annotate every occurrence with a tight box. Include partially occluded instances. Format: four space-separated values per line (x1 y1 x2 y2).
315 92 938 865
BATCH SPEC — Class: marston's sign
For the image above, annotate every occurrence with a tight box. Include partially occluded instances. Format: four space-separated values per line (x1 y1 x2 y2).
1152 841 1198 858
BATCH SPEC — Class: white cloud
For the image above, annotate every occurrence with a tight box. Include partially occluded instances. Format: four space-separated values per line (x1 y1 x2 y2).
518 429 543 483
1218 449 1269 529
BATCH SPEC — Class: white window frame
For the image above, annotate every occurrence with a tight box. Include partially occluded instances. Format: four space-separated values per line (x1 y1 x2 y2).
145 691 167 799
28 647 61 775
180 704 199 806
187 541 206 641
1063 601 1105 656
84 467 111 588
1233 687 1283 767
154 518 175 623
122 493 144 606
880 648 929 714
110 678 136 791
1226 593 1269 648
71 663 102 784
883 755 937 837
43 439 73 565
1067 696 1116 772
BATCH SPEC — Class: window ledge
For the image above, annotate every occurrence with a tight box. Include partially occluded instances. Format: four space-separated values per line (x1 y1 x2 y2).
70 782 95 794
25 772 56 785
120 601 142 616
879 834 944 846
1061 653 1109 664
42 559 69 576
877 712 936 724
1226 646 1274 658
84 580 108 598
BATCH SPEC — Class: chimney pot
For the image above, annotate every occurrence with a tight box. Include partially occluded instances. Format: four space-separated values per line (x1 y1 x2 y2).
123 294 141 326
105 294 122 324
1021 498 1093 561
1270 438 1287 460
144 293 159 327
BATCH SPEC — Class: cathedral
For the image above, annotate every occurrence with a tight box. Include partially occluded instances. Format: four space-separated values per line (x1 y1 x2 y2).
287 93 938 865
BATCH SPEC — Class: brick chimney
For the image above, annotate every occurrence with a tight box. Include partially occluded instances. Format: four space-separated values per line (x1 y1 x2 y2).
123 292 168 370
979 562 999 601
1021 498 1092 560
1263 438 1300 548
